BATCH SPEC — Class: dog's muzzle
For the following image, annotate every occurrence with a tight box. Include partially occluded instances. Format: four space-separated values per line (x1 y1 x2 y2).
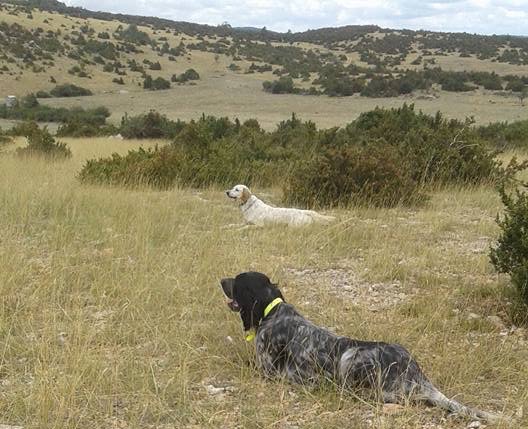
227 299 240 312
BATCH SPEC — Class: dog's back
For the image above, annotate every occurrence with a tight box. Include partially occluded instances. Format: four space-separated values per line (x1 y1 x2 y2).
245 197 334 226
256 302 500 422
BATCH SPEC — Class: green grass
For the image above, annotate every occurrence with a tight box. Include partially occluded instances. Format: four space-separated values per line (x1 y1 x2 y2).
0 138 526 428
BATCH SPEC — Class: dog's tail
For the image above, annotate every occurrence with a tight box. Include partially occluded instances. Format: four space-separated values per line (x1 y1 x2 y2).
311 213 336 224
418 380 502 423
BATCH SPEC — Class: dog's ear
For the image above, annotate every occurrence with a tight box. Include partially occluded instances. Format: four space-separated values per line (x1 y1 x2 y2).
232 272 284 331
232 281 257 331
220 278 235 299
240 187 251 204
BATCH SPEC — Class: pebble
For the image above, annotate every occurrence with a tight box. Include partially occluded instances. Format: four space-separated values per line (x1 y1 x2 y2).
204 384 235 396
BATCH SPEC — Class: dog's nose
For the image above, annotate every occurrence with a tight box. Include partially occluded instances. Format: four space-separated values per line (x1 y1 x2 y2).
225 191 230 196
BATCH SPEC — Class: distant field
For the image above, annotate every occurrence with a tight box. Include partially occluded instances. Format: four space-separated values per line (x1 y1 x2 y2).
39 79 528 130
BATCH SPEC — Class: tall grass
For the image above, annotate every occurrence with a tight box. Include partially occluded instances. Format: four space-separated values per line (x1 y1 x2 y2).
0 139 526 428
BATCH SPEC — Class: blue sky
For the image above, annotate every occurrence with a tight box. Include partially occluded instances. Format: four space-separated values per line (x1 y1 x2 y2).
63 0 528 36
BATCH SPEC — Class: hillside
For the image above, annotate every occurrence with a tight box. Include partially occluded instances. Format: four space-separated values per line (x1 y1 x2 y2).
0 0 528 128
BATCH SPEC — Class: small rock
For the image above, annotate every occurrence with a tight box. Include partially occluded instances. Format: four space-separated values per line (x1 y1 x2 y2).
57 332 67 346
204 384 234 396
382 403 405 414
486 315 506 330
467 313 481 320
466 420 482 428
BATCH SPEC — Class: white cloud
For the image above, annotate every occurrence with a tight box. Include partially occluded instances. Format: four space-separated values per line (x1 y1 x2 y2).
64 0 528 35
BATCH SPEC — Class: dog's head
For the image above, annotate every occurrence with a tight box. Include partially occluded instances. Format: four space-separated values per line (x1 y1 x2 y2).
225 184 252 205
220 272 284 331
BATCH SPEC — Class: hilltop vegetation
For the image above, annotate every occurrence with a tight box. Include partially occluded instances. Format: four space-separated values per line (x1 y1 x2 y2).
1 0 528 103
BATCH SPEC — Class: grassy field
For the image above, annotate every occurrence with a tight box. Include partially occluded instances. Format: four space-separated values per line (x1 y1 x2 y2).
0 138 527 428
39 79 528 130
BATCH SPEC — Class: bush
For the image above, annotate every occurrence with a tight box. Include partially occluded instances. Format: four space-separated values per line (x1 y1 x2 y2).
56 120 118 137
35 90 51 98
441 78 476 92
149 61 161 70
284 144 426 208
78 115 280 188
50 84 92 97
262 76 296 94
119 111 185 139
144 75 170 90
491 187 528 305
349 105 500 186
16 124 71 159
8 121 41 137
77 107 507 208
21 93 39 108
0 128 12 147
478 120 528 148
171 68 200 83
78 146 180 188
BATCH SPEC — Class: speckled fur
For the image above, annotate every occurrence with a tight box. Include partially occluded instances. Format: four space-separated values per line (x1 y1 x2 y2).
220 272 499 422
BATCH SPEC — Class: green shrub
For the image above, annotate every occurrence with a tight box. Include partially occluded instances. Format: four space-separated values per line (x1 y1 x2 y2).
262 76 296 94
77 107 507 208
117 24 151 45
441 78 476 92
21 93 39 108
119 111 185 139
149 61 161 70
8 121 39 137
284 144 426 208
78 115 281 188
50 83 93 97
56 120 118 137
79 146 179 188
35 90 51 98
16 124 71 159
171 68 200 83
144 75 170 90
349 105 499 185
0 128 12 147
478 120 528 148
491 187 528 305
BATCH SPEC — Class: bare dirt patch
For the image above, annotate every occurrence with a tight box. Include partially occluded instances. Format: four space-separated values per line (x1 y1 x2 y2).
285 261 414 311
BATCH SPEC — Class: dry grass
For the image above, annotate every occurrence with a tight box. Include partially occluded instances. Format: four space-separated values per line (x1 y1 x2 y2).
39 81 528 130
0 138 527 428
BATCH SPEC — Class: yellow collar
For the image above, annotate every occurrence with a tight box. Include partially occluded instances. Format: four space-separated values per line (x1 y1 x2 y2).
244 298 283 342
264 297 283 318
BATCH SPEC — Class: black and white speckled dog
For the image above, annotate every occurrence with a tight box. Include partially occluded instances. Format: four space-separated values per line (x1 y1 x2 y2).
220 271 500 422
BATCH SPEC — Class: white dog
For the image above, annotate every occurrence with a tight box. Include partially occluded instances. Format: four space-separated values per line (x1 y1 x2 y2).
226 184 335 227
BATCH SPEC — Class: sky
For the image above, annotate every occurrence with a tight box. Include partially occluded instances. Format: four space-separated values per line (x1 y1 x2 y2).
62 0 528 36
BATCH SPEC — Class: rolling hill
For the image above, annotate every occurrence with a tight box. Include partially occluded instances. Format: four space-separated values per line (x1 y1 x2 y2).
1 0 527 128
